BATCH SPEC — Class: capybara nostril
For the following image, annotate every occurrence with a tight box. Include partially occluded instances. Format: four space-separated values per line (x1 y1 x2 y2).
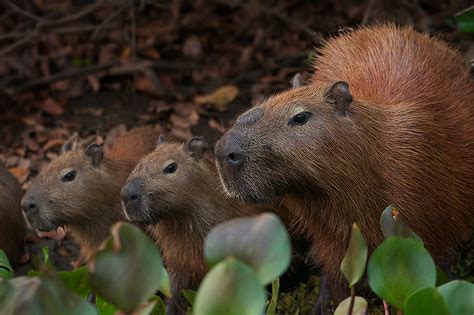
226 151 244 166
21 198 39 214
121 178 143 204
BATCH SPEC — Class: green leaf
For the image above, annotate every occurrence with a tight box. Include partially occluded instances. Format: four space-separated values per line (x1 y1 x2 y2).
455 6 474 33
159 265 171 298
0 275 97 315
204 212 292 285
435 266 450 286
181 289 196 306
380 205 423 244
194 258 266 315
149 295 167 315
367 237 436 309
340 223 368 288
96 295 119 315
404 287 450 315
87 222 164 313
0 250 14 279
266 278 280 315
334 296 368 315
438 280 474 315
57 267 91 298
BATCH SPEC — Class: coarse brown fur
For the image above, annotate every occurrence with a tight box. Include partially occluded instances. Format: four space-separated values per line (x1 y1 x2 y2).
215 24 474 307
0 163 26 266
21 127 160 260
121 138 262 314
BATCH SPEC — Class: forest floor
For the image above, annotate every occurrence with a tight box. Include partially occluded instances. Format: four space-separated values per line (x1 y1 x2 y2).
1 1 473 314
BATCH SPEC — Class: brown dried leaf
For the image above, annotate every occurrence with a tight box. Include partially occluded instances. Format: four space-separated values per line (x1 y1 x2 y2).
209 118 226 134
183 35 203 58
194 85 239 109
170 113 191 129
8 167 30 184
39 98 65 116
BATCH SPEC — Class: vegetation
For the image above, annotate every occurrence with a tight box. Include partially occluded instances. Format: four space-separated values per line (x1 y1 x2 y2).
1 207 472 314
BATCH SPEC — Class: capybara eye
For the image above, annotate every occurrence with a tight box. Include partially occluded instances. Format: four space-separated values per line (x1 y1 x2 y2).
61 170 77 182
289 111 312 126
164 163 178 174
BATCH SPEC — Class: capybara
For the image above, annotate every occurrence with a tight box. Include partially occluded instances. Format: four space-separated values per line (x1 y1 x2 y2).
121 137 259 314
0 162 26 266
21 127 160 260
215 24 474 313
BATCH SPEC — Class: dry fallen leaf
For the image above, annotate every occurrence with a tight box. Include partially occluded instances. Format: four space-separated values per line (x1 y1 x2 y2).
39 98 65 116
194 85 239 109
9 167 30 184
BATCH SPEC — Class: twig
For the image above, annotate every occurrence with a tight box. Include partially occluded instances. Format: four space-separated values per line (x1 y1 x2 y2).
92 5 126 39
4 1 45 23
2 60 196 94
0 30 38 59
361 0 376 26
257 3 322 43
38 0 106 27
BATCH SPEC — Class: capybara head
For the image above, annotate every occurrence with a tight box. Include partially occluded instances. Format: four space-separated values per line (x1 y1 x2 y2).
21 142 117 232
215 80 366 203
121 137 212 224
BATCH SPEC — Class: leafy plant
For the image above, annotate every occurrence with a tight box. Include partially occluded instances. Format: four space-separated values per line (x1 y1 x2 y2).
334 204 474 315
454 5 474 33
0 250 14 279
195 212 292 314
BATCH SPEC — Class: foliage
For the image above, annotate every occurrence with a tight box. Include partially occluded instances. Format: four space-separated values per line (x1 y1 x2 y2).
196 212 292 314
204 212 292 285
1 208 472 315
334 204 474 315
455 6 474 33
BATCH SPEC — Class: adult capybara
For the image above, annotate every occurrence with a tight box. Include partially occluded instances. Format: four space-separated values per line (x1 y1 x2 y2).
21 127 160 260
215 25 474 313
0 162 26 266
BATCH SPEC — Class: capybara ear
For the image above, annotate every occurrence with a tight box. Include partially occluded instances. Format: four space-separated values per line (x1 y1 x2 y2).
324 81 353 115
291 73 304 88
61 132 79 153
156 134 166 148
184 137 209 159
84 144 104 168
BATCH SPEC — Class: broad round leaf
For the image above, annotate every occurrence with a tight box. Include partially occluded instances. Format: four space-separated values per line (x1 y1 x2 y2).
380 205 423 244
438 280 474 315
204 212 291 285
0 250 13 279
340 223 368 287
87 222 163 312
0 275 97 315
404 287 450 315
194 258 266 315
334 296 368 315
367 237 436 309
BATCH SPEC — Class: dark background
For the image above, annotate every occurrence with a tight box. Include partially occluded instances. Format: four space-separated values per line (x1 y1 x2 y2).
0 0 472 282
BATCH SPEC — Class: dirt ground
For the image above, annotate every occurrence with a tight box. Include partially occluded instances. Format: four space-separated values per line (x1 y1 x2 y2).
0 0 473 303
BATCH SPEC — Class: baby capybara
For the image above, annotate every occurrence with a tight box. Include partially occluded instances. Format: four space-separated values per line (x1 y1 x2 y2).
21 127 160 260
0 162 26 266
121 137 260 314
215 24 474 314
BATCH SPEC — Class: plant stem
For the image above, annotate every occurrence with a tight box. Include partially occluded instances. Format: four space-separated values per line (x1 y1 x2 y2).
347 287 355 315
383 300 390 315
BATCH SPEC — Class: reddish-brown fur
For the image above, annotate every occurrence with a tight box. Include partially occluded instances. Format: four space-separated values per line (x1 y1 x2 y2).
215 24 474 307
21 127 160 260
0 163 26 266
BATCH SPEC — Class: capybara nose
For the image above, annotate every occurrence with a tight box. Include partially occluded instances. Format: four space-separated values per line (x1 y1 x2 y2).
21 198 38 214
226 151 245 166
121 178 143 205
